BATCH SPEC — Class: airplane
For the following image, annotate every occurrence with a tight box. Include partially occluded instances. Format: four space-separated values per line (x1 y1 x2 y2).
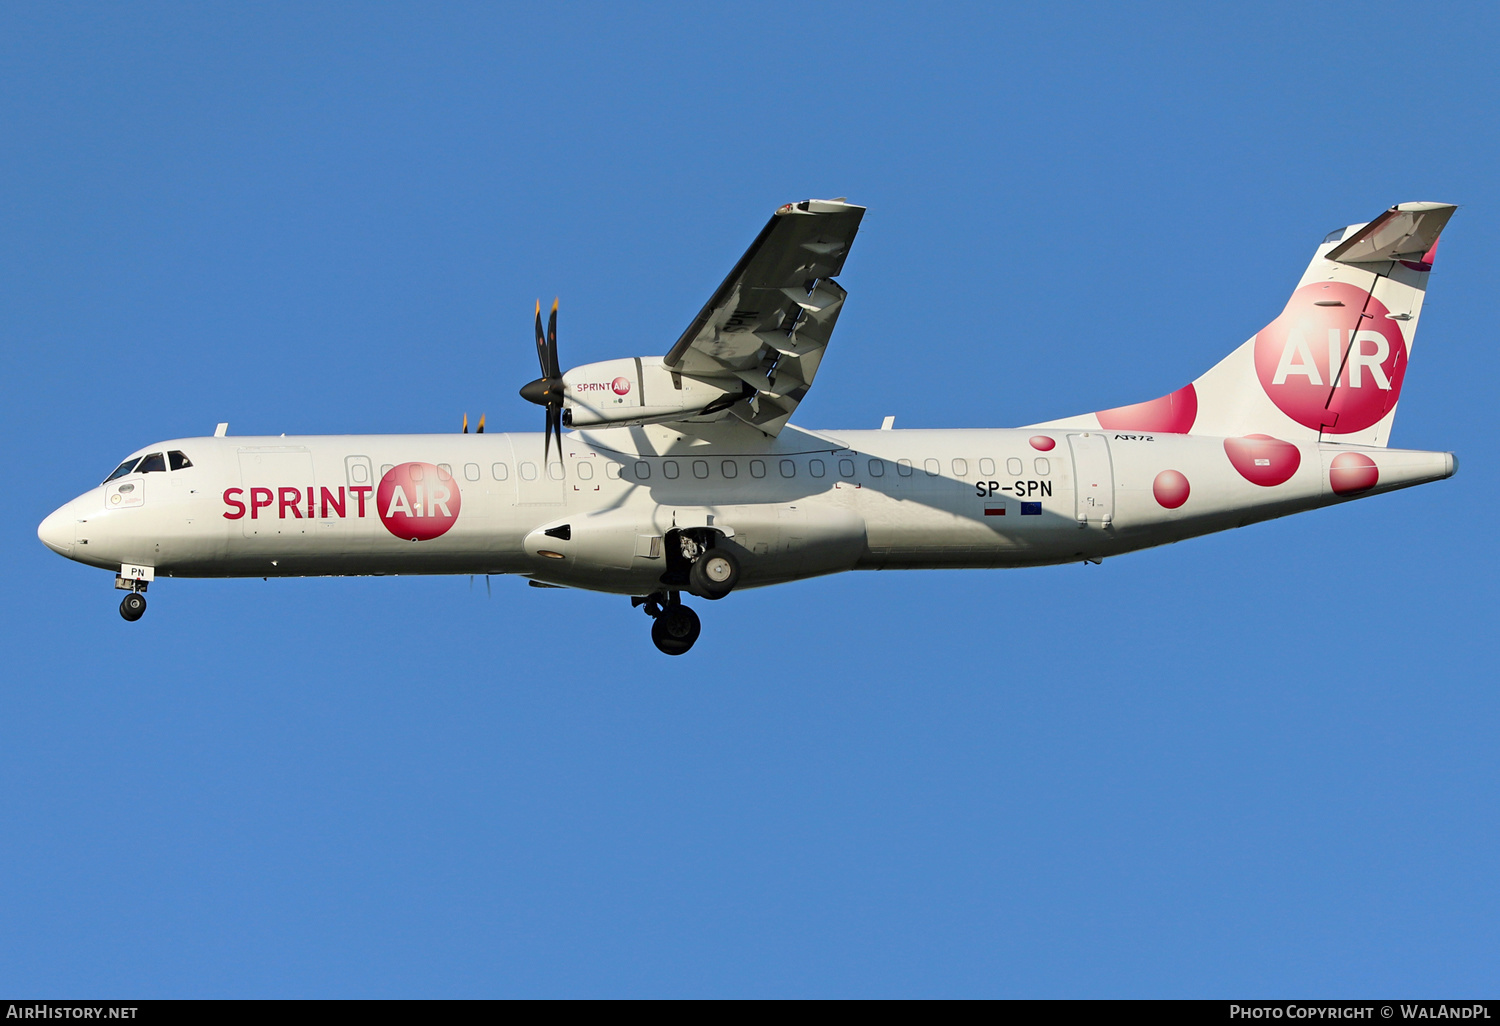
39 197 1458 654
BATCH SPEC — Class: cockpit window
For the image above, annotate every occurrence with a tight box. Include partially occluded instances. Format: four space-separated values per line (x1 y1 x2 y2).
136 453 166 474
168 450 193 470
104 458 140 483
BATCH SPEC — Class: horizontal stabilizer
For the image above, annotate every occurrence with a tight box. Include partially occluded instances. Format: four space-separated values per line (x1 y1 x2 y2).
1326 201 1456 264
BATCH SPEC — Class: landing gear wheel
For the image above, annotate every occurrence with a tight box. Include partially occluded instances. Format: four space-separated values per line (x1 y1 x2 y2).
688 548 739 600
650 604 701 655
119 593 147 622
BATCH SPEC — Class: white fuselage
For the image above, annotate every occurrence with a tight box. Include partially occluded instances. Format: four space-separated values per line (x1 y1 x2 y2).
39 424 1455 594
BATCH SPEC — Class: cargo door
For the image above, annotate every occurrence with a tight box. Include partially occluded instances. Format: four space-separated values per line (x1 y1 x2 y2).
1067 433 1114 527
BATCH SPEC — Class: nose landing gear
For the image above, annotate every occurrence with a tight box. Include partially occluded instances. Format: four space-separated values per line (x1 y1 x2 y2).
115 568 150 622
634 591 701 655
119 592 147 621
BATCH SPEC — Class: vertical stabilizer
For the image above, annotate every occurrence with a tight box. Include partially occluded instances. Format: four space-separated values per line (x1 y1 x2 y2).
1032 202 1456 447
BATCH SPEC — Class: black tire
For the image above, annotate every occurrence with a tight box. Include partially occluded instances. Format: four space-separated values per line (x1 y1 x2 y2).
650 604 701 655
688 548 739 600
119 593 147 622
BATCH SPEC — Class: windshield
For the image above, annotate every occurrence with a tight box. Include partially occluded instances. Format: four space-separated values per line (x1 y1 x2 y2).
136 453 166 474
104 458 140 483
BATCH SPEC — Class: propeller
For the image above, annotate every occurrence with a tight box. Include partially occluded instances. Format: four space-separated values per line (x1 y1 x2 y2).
519 298 564 463
461 413 487 434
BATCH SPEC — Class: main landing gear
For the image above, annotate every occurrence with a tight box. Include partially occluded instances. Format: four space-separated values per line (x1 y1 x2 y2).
673 530 740 602
634 592 701 655
631 531 743 654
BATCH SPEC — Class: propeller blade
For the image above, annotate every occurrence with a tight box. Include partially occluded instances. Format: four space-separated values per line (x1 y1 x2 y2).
463 412 469 434
476 413 485 434
534 300 549 379
545 298 560 379
544 406 556 465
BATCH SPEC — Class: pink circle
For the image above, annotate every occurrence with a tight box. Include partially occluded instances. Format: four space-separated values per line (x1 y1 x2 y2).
612 376 631 395
1096 383 1198 434
1223 434 1301 487
1329 451 1379 496
1254 282 1406 435
1029 435 1055 451
1153 469 1190 509
377 462 462 541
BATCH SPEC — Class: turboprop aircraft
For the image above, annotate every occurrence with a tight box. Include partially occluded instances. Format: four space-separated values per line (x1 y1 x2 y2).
39 198 1458 654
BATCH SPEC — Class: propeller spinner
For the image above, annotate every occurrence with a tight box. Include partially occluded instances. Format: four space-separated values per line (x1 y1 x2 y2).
519 298 564 463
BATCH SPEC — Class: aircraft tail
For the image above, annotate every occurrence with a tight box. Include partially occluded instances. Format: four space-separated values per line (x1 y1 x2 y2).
1033 202 1456 446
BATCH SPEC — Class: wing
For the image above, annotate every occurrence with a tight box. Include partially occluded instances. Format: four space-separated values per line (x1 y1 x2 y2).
664 198 864 435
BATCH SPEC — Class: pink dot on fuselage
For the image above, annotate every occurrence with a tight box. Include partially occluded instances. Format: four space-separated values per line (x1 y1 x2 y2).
1029 436 1055 452
1153 469 1190 509
1329 451 1379 495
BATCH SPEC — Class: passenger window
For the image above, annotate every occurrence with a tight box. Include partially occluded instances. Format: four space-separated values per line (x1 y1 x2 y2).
1007 457 1023 476
868 458 885 477
168 450 193 471
410 464 426 481
520 462 537 481
663 460 680 479
923 458 939 477
104 458 140 483
722 460 738 479
952 458 968 476
1035 458 1050 475
381 464 394 478
464 463 480 482
979 458 995 476
547 462 564 481
136 453 166 474
749 460 766 479
492 462 510 481
577 461 594 480
779 459 796 478
606 463 621 480
839 458 855 477
692 460 709 479
898 459 913 477
809 459 826 478
634 461 651 479
437 463 453 480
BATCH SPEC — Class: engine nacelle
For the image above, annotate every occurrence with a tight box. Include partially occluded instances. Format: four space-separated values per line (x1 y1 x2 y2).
562 357 745 428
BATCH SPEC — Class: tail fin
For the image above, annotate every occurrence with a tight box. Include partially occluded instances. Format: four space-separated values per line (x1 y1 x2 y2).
1034 202 1456 446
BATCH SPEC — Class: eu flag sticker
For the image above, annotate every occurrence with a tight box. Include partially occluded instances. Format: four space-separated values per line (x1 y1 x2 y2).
1021 502 1042 515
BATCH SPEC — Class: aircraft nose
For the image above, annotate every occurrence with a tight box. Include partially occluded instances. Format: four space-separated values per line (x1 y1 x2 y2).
38 504 75 556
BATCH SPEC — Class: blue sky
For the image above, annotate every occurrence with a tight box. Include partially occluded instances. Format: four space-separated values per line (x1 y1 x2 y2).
4 2 1498 997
